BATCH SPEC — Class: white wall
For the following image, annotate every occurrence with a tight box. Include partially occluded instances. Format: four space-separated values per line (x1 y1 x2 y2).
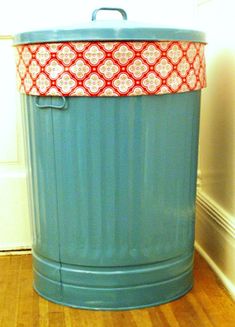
0 39 31 250
195 0 235 299
0 0 197 33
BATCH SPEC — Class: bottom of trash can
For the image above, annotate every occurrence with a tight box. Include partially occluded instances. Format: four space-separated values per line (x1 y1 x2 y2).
32 252 194 310
33 281 192 311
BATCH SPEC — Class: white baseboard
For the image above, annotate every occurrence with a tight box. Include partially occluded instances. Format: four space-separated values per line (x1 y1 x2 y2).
197 191 235 238
0 244 32 256
196 191 235 300
0 243 32 252
0 249 32 256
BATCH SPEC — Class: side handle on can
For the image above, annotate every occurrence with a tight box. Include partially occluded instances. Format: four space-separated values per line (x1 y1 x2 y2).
35 96 67 110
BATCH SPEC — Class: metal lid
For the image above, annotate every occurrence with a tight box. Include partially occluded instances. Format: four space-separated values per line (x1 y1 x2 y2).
14 7 206 45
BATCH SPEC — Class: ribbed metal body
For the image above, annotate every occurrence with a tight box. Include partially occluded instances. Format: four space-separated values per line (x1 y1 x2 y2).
21 91 201 309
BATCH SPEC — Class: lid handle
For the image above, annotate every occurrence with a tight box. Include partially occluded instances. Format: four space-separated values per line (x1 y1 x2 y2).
92 8 128 21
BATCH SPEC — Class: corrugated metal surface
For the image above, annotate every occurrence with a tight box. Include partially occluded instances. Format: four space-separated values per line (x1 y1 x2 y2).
22 96 61 261
22 91 201 309
16 6 205 309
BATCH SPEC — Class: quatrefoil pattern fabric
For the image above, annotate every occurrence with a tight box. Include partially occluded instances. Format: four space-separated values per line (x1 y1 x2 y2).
15 41 206 97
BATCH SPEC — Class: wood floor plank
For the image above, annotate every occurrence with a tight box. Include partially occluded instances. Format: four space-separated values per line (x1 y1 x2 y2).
69 309 107 327
0 256 21 327
32 290 40 327
79 310 105 327
0 251 234 327
111 311 138 327
170 295 203 327
101 312 115 327
131 308 154 327
63 307 73 327
16 255 36 327
186 292 214 326
194 253 235 326
191 270 229 327
48 300 66 327
38 297 49 327
0 256 11 327
154 304 180 327
66 309 85 327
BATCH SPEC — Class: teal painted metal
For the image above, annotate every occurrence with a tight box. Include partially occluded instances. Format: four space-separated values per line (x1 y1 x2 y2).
21 91 201 309
14 23 206 45
13 7 205 45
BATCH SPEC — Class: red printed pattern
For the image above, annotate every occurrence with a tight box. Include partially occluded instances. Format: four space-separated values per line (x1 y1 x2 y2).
15 41 206 97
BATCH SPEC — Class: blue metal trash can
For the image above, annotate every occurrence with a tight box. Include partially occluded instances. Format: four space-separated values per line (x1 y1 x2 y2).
14 8 206 310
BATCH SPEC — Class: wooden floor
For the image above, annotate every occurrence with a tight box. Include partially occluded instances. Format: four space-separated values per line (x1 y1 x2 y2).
0 251 234 327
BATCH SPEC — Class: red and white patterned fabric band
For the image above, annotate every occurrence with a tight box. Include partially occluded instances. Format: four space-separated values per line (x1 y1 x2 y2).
15 41 206 97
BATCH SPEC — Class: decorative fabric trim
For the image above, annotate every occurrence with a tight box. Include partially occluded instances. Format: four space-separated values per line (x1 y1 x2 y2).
15 41 206 97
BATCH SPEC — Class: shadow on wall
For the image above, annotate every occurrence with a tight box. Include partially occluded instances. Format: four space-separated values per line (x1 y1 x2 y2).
199 48 235 216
